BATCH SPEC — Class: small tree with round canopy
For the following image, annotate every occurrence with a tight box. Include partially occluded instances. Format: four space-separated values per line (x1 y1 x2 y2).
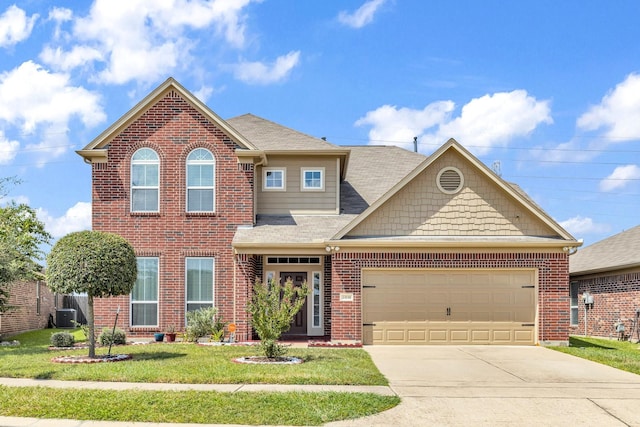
46 231 137 358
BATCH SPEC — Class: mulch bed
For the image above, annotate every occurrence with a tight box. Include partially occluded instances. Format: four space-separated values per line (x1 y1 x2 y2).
51 354 132 364
233 356 303 365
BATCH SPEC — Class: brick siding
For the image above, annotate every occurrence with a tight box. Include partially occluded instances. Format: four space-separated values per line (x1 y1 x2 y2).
91 90 254 337
572 270 640 338
331 251 570 343
0 281 56 337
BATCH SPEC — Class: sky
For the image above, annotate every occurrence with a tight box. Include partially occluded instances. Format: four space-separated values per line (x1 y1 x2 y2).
0 0 639 251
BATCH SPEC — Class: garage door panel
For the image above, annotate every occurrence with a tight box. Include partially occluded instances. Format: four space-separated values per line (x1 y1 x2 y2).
362 269 536 345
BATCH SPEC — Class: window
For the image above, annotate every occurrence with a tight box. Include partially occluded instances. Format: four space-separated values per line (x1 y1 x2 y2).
312 272 321 328
131 258 159 327
186 148 215 212
570 281 579 326
301 168 324 191
263 168 285 190
131 148 159 212
186 257 214 312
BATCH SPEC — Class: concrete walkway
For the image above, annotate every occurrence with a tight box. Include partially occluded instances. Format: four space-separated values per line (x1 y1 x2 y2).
3 346 640 426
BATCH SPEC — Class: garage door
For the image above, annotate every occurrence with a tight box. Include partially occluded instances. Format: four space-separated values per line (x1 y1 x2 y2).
362 269 536 345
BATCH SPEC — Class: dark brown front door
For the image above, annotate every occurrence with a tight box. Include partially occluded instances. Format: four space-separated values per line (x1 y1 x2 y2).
280 272 307 336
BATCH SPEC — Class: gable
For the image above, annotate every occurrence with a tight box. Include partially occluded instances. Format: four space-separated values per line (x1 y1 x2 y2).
346 148 561 238
77 78 257 163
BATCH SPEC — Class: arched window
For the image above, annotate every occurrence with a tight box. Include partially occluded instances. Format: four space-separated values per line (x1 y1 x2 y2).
186 148 215 212
131 148 159 212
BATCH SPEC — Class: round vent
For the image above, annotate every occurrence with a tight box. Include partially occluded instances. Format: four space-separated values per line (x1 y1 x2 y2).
437 167 464 194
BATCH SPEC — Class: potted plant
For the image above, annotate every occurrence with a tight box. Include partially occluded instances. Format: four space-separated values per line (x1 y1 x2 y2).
165 325 177 342
154 332 164 342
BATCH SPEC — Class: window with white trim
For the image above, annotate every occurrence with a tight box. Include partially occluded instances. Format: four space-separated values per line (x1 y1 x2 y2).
263 168 285 190
186 148 215 212
131 257 159 327
570 281 579 326
312 271 321 328
186 257 214 312
131 148 159 212
301 168 324 191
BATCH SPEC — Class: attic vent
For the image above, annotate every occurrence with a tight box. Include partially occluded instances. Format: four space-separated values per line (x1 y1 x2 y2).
437 167 464 194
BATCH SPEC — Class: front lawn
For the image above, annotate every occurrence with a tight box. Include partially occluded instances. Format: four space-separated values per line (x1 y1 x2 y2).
551 335 640 375
0 329 398 425
0 387 399 425
0 329 386 385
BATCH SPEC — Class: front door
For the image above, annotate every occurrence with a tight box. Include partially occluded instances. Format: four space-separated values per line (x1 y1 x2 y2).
280 272 307 336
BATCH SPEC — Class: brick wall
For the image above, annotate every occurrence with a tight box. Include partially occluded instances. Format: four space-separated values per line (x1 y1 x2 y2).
572 270 640 338
91 90 254 336
0 280 56 337
331 251 570 343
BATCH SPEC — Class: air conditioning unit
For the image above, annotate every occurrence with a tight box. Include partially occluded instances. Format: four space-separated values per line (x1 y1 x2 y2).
56 309 77 328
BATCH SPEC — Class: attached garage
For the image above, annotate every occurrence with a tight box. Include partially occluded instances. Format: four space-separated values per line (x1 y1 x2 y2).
362 269 537 345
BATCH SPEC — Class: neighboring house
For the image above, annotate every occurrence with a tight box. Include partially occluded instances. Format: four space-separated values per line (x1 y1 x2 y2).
0 280 56 337
569 225 640 339
77 78 580 346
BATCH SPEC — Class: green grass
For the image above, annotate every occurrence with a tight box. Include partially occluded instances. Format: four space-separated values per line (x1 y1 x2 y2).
0 386 400 425
0 329 386 385
551 335 640 375
0 329 398 424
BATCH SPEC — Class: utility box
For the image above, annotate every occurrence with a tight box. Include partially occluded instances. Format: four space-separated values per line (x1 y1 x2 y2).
56 308 77 328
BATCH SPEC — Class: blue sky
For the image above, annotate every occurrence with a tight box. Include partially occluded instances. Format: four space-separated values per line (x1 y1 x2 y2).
1 0 639 250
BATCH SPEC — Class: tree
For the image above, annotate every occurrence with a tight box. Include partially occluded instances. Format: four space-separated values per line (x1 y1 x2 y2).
46 231 137 358
0 178 52 314
247 277 310 359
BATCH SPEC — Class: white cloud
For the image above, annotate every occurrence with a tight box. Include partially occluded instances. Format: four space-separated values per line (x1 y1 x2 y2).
599 164 640 192
355 101 454 151
0 130 19 164
37 202 92 239
40 45 104 72
0 61 105 164
577 73 640 142
0 5 38 48
43 0 256 85
193 85 215 102
232 51 301 85
338 0 387 29
356 90 552 154
559 216 610 236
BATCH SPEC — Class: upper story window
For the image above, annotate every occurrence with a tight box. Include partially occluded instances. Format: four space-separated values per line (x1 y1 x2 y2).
263 168 286 191
186 148 215 212
131 148 159 212
301 168 325 191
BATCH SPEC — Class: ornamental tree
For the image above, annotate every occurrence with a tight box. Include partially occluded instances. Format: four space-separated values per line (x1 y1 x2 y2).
46 231 137 358
247 277 310 359
0 177 52 314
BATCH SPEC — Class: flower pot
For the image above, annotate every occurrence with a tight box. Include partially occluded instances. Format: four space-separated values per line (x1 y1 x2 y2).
165 333 176 342
154 333 165 342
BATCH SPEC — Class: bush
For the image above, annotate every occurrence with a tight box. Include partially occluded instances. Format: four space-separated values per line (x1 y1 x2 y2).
247 278 309 358
51 331 75 347
185 307 226 342
98 327 126 346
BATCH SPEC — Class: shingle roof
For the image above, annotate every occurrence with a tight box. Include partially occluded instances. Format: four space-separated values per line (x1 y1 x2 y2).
570 225 640 275
227 114 340 151
341 145 426 208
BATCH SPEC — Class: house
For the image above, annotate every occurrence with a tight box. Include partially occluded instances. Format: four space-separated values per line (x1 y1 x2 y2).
0 280 56 338
569 225 640 339
76 78 580 346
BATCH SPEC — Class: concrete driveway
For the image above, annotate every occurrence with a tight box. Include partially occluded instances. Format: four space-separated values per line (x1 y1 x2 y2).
328 346 640 427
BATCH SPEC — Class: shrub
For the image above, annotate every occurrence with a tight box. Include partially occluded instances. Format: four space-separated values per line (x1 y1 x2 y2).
185 307 226 342
98 327 126 346
51 331 75 347
247 278 309 358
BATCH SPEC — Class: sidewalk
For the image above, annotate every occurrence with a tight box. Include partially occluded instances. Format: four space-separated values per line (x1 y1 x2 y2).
0 377 395 427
